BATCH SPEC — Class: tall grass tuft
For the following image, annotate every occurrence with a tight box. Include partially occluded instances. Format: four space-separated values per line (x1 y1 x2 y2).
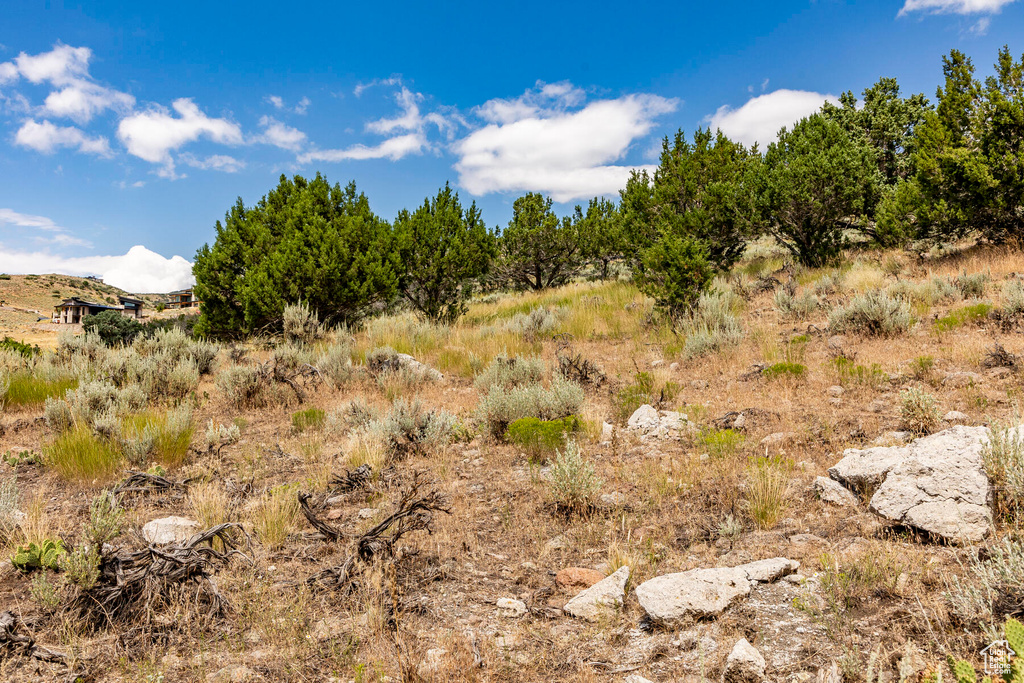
2 373 77 410
254 485 301 550
44 427 122 484
743 456 790 530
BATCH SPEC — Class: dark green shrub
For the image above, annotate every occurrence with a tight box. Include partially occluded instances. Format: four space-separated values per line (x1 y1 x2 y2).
83 309 144 346
0 337 39 358
292 408 326 433
505 416 582 461
635 232 715 319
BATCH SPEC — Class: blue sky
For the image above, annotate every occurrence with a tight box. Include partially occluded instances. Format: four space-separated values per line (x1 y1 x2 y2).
0 0 1021 292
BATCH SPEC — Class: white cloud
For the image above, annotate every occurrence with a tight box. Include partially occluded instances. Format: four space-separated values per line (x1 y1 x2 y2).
0 244 194 292
117 98 243 177
14 119 111 156
179 153 245 173
453 86 677 202
299 133 426 162
708 89 838 148
257 115 307 151
366 87 423 134
0 207 91 249
353 77 401 97
0 43 134 123
899 0 1017 14
266 94 310 114
0 207 64 231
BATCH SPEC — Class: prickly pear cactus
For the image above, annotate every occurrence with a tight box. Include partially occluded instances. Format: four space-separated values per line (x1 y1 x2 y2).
11 539 66 571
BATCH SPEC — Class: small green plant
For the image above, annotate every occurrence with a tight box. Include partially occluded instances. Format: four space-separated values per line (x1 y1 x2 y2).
29 571 61 610
505 415 582 462
935 303 994 332
831 357 887 388
292 407 327 433
900 388 941 435
61 542 101 590
819 545 905 613
12 539 66 571
718 514 743 540
698 428 745 458
3 449 40 467
44 426 123 483
547 440 602 512
476 375 585 438
762 361 807 381
0 336 39 358
910 355 936 381
86 490 124 546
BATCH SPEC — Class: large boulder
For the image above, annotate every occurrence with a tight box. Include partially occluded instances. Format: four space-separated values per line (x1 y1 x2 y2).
635 567 750 625
723 638 766 683
829 425 994 543
563 566 629 622
142 516 199 545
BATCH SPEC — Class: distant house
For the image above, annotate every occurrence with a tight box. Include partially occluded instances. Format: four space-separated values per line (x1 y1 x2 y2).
166 288 200 309
53 295 145 324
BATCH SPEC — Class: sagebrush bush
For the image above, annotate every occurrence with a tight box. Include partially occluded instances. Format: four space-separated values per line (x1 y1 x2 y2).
505 415 582 461
283 301 326 346
946 536 1024 639
0 478 19 545
955 270 989 299
477 375 585 438
773 288 819 318
828 290 912 337
900 387 940 434
474 355 546 393
316 342 355 387
371 398 459 459
327 398 377 434
204 419 240 452
501 307 562 342
813 271 845 297
678 291 743 358
217 364 276 408
1002 280 1024 318
547 440 602 511
983 423 1024 521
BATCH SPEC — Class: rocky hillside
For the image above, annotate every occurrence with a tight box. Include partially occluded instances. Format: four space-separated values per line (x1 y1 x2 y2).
2 241 1024 682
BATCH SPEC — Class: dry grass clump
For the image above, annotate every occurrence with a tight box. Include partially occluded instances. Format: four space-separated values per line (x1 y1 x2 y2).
900 387 941 434
828 290 913 337
189 481 232 529
254 485 301 550
327 397 378 434
0 478 20 549
120 406 195 468
982 422 1024 521
743 456 790 530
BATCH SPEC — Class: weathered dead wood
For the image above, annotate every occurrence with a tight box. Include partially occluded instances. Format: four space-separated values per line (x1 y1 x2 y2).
305 473 450 588
112 471 189 496
330 464 372 493
74 523 251 625
298 493 344 542
0 610 67 664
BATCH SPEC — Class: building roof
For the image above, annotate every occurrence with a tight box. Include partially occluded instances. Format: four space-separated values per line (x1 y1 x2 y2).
55 297 119 311
118 296 144 305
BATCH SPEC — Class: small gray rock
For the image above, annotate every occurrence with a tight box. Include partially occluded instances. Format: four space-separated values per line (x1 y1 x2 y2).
636 567 750 625
827 385 844 397
813 476 859 507
142 516 199 545
943 410 969 423
497 597 528 618
723 638 766 683
563 566 629 621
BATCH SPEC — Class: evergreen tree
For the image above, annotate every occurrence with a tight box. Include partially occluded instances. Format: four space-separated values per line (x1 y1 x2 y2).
576 197 622 280
393 183 496 324
192 173 397 337
496 193 586 291
761 114 879 267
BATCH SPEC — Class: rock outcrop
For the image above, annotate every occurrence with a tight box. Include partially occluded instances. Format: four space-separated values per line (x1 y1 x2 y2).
828 425 994 543
723 638 766 683
627 405 688 439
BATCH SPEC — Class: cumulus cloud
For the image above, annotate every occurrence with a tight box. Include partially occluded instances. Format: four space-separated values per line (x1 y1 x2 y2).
116 98 243 178
0 43 134 123
353 77 401 97
257 115 307 151
708 89 838 148
453 84 677 202
14 119 111 156
899 0 1017 14
0 244 194 292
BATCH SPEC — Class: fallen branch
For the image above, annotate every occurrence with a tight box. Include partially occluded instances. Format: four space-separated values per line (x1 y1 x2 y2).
112 471 189 496
306 472 450 588
0 610 67 664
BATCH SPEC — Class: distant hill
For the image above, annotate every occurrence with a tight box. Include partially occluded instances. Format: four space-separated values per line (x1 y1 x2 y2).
0 273 169 315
